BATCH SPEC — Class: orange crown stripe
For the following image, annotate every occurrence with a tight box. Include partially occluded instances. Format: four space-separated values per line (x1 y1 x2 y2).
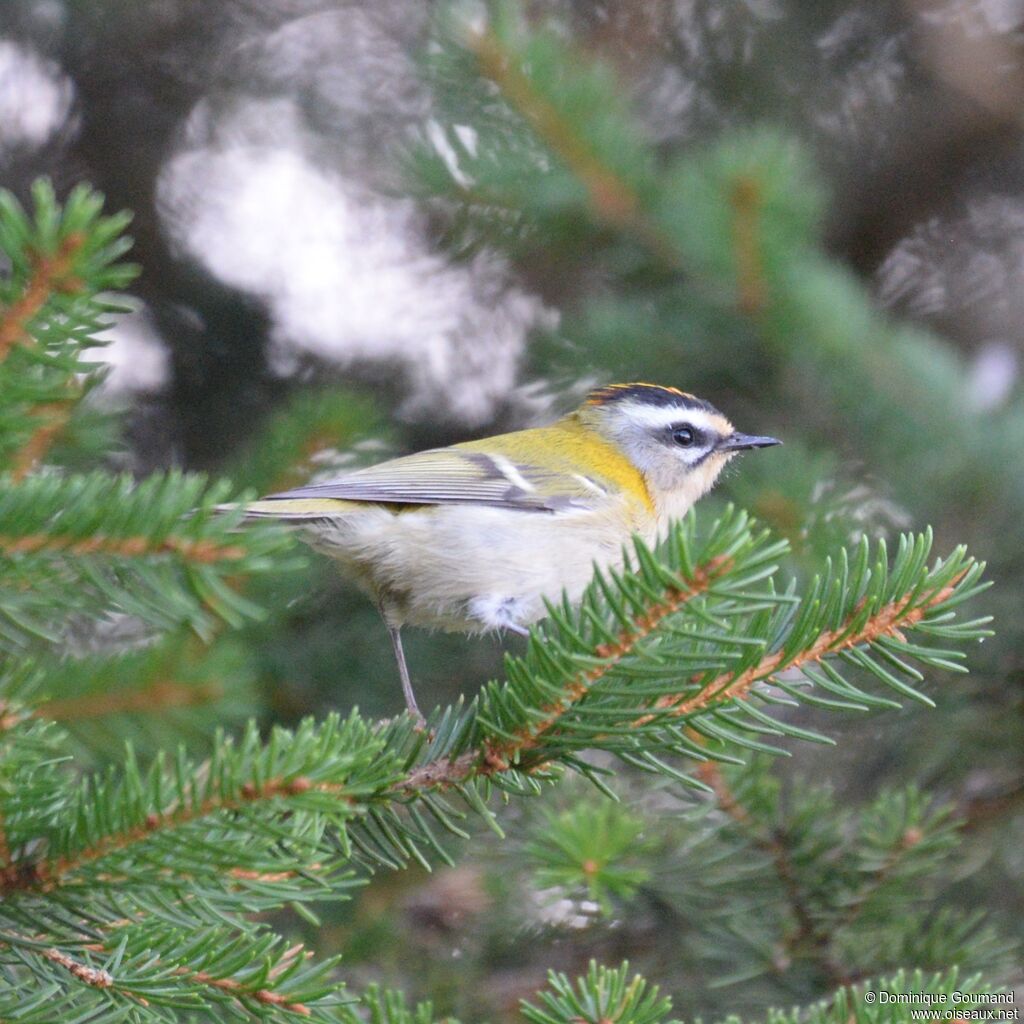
585 382 699 407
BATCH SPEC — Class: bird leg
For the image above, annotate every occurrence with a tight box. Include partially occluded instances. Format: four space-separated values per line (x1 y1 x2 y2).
380 611 425 727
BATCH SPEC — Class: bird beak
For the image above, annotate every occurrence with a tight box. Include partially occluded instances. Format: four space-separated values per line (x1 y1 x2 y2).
718 432 782 452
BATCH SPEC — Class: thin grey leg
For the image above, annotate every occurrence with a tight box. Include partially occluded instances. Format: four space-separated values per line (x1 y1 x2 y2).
385 620 424 726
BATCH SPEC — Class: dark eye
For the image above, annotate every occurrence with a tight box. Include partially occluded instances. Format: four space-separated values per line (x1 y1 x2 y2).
672 425 696 447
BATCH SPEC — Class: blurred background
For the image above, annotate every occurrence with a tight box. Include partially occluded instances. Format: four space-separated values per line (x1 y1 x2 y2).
2 0 1023 1019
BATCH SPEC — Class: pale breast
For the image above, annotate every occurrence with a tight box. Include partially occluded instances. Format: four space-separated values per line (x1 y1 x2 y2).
304 498 658 632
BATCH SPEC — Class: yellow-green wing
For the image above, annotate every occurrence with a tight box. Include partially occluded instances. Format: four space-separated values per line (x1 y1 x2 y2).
261 439 610 513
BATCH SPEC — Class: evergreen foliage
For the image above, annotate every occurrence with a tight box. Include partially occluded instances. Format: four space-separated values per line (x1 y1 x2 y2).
0 5 1018 1023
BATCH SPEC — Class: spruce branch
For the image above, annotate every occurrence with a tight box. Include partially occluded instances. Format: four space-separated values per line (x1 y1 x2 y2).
9 398 74 483
0 918 349 1022
0 471 297 645
351 983 449 1024
525 799 651 915
696 760 852 987
176 961 314 1017
4 512 981 896
424 7 684 270
649 567 963 723
0 231 85 367
479 552 734 769
97 922 344 1020
0 715 398 906
0 181 136 474
521 961 675 1024
658 757 1013 991
0 529 247 563
2 634 257 763
395 519 987 805
465 24 644 230
419 8 813 308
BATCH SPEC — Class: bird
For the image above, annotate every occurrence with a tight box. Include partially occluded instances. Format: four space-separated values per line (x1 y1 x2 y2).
240 383 780 722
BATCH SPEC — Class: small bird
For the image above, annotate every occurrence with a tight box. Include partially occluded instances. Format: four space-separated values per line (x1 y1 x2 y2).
242 383 780 721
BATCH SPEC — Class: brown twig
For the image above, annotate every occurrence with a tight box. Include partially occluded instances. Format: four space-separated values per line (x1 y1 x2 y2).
227 867 299 882
12 937 312 1015
0 234 86 366
39 946 114 989
643 576 962 723
39 679 224 723
0 533 247 564
0 773 344 895
179 963 312 1017
10 400 74 483
730 176 766 315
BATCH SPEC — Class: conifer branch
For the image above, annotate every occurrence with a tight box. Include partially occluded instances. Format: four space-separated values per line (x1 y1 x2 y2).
398 552 734 793
522 961 672 1024
425 13 801 311
172 955 314 1018
460 21 681 267
9 400 74 483
28 773 344 893
400 551 973 795
0 471 296 642
479 556 732 770
0 233 85 366
0 716 389 900
696 761 852 987
4 927 321 1018
467 28 640 228
837 826 925 933
649 574 963 722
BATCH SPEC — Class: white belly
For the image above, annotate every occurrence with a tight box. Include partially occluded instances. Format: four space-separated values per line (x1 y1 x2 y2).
305 500 659 632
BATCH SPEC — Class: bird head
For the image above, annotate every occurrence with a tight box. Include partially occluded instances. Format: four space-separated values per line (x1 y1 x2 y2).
579 383 780 515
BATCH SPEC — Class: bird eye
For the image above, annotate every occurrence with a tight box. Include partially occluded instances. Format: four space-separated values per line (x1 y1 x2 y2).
672 426 696 447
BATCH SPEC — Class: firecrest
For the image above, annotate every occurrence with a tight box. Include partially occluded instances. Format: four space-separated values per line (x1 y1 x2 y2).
242 383 780 721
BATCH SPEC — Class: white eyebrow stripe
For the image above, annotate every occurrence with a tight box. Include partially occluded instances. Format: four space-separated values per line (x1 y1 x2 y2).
491 453 536 492
614 401 719 433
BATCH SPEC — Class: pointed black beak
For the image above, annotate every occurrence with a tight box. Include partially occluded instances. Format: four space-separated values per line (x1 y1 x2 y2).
718 432 782 452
